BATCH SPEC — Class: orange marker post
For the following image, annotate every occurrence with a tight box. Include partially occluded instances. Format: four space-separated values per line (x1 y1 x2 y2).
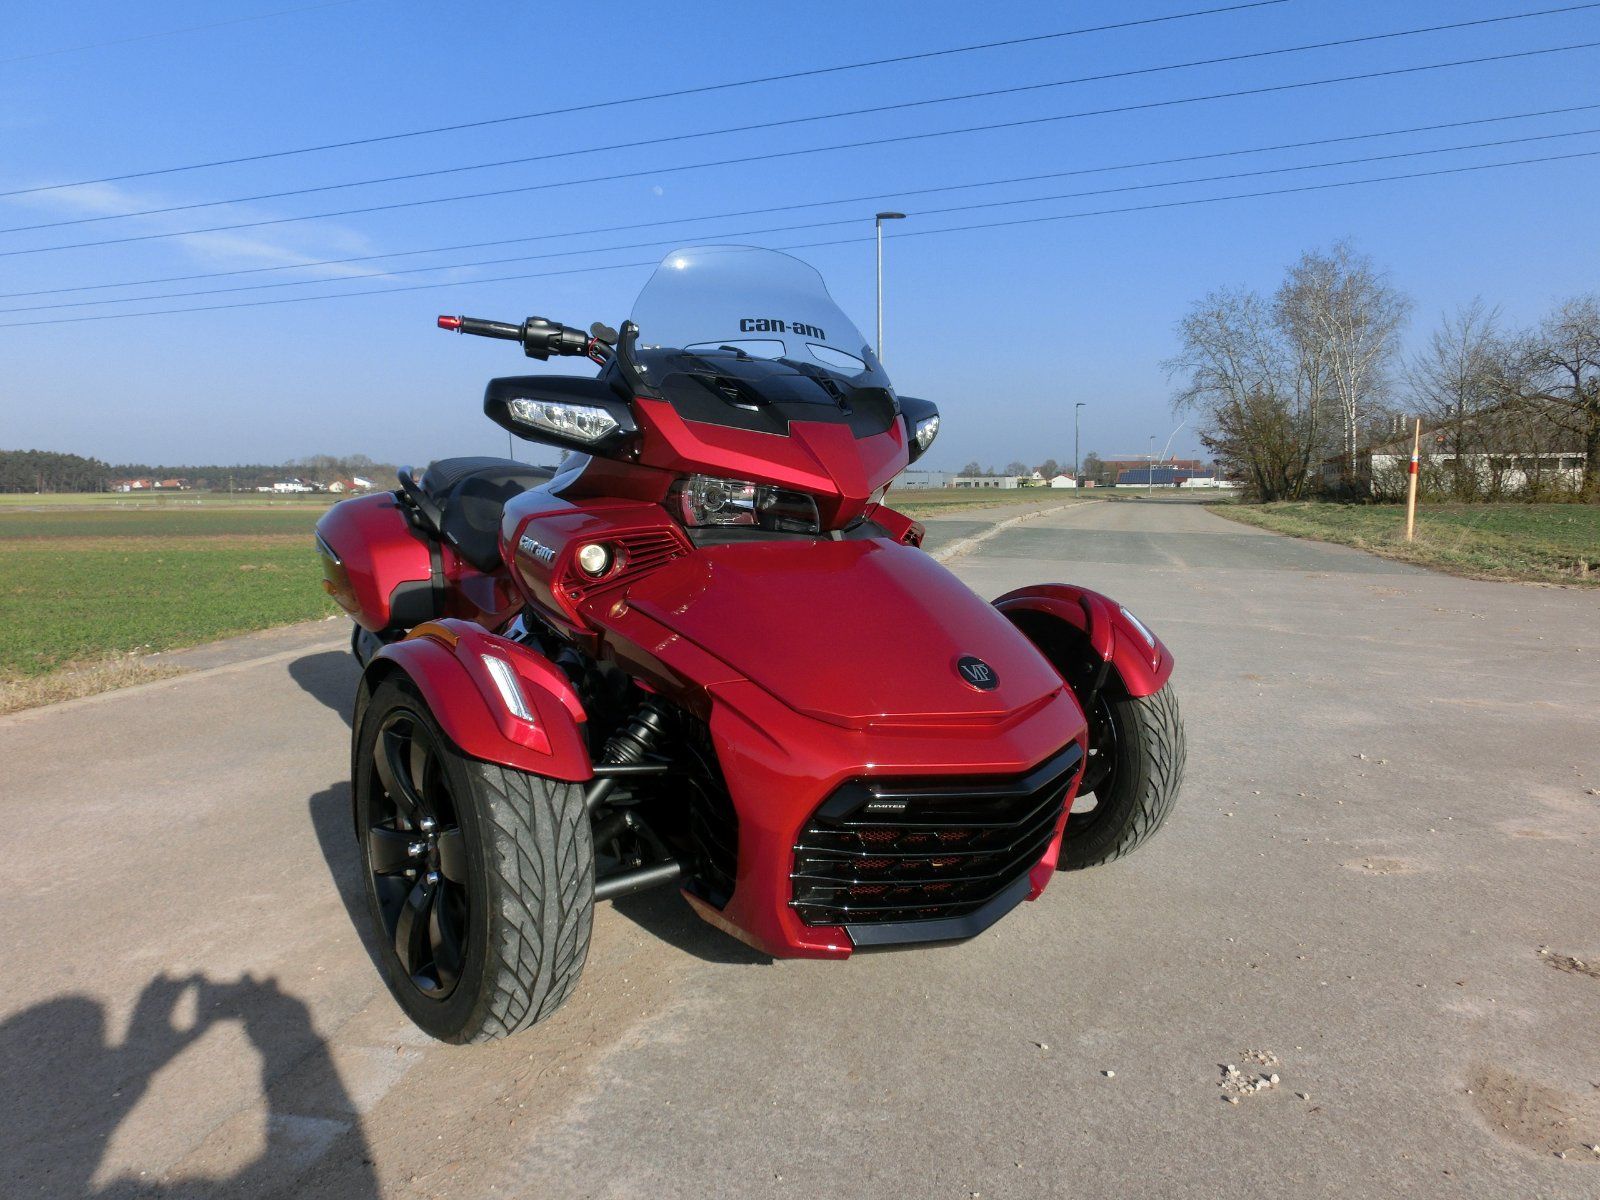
1404 417 1421 543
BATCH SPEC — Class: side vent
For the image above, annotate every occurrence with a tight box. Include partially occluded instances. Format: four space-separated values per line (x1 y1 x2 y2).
557 527 689 604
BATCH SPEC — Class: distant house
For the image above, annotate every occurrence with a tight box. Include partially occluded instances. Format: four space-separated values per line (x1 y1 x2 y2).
1047 473 1077 489
271 479 315 493
329 477 376 494
1332 403 1587 496
111 478 152 492
153 478 189 490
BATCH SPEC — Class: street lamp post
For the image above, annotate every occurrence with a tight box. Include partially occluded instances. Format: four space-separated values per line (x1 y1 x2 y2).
1074 402 1085 488
875 211 905 362
1148 434 1156 495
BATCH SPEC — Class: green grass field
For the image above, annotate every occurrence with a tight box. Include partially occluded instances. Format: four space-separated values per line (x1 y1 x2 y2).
0 503 340 680
1215 501 1600 585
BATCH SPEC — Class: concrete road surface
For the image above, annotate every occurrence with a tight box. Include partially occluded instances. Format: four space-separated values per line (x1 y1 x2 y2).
3 500 1598 1199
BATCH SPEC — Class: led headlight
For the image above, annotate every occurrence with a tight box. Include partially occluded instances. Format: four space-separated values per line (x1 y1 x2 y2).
913 413 940 452
506 397 620 444
575 542 613 577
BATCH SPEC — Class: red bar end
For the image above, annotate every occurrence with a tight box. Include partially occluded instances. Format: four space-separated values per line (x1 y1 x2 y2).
437 315 462 330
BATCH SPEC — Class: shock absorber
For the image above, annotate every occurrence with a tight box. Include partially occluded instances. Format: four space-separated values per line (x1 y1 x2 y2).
584 701 671 813
601 702 670 766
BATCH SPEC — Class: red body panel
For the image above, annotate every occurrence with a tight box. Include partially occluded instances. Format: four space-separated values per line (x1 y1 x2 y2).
316 492 430 632
573 544 1089 958
697 679 1084 958
993 583 1176 697
317 492 519 633
620 540 1064 728
371 621 592 783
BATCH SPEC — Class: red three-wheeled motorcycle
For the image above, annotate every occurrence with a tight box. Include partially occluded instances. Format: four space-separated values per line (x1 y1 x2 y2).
316 246 1184 1042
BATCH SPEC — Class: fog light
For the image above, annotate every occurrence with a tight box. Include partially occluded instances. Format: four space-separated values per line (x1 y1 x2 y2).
575 542 612 577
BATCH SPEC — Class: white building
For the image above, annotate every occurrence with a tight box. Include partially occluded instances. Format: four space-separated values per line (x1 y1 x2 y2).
895 469 956 489
954 475 1021 489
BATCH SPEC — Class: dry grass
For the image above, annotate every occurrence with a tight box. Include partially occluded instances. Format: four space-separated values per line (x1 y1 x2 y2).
1215 501 1600 585
0 654 187 717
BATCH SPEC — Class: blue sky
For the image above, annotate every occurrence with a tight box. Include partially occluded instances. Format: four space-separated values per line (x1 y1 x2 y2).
2 0 1597 472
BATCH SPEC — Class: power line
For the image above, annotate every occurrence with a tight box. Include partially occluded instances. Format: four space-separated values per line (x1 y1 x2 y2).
0 1 1289 198
12 125 1599 314
6 38 1597 260
10 101 1596 302
6 5 1595 236
4 148 1595 329
0 0 367 66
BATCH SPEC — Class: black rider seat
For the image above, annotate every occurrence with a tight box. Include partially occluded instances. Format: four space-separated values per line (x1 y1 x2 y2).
416 456 556 572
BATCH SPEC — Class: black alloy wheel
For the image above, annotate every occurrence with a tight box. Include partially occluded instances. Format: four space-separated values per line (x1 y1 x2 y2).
1067 691 1120 832
364 710 470 999
354 674 595 1043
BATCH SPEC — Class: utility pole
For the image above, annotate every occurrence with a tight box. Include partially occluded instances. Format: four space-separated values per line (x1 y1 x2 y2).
1148 435 1155 495
874 211 905 361
1074 402 1085 488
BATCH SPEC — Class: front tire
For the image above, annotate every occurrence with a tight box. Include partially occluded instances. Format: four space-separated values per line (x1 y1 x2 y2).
354 676 594 1042
1061 682 1185 869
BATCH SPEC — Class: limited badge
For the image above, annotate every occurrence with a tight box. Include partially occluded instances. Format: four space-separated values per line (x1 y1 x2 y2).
956 655 998 691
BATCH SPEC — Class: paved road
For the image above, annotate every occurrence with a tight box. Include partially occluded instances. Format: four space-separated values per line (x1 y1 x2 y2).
3 501 1598 1199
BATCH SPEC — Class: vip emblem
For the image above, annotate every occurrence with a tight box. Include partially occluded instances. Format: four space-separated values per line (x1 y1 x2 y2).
956 655 998 691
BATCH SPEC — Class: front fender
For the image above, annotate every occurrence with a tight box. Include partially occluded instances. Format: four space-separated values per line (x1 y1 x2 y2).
993 583 1174 698
364 620 592 782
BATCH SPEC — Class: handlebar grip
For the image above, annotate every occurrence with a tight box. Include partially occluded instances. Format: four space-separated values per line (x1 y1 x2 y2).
437 314 522 340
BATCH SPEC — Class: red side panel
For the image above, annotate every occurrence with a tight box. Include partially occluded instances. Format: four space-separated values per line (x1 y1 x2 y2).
316 491 519 633
316 492 431 632
370 621 592 782
993 583 1175 698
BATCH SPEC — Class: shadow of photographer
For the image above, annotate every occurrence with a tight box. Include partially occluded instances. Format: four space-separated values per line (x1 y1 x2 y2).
0 972 378 1199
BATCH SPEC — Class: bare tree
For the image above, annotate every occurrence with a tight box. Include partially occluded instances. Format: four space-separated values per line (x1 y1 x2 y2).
1165 287 1316 501
1276 241 1410 484
1405 299 1505 498
1520 294 1600 500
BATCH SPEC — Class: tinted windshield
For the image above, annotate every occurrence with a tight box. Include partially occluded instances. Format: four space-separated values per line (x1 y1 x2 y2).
629 245 891 389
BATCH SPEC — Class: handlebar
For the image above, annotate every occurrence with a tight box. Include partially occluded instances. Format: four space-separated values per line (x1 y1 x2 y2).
437 313 596 361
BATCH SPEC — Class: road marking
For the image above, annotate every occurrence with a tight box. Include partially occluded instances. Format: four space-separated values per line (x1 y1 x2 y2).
931 500 1103 563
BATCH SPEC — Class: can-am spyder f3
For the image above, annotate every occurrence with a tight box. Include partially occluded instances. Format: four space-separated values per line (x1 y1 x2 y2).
316 245 1185 1043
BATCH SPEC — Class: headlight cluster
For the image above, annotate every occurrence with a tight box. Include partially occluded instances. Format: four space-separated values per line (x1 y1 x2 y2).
913 413 940 452
671 474 821 534
506 398 620 444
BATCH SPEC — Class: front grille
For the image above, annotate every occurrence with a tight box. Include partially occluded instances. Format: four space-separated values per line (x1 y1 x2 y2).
789 743 1083 927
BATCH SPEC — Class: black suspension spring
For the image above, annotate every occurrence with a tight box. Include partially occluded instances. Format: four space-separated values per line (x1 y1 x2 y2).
585 701 671 813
